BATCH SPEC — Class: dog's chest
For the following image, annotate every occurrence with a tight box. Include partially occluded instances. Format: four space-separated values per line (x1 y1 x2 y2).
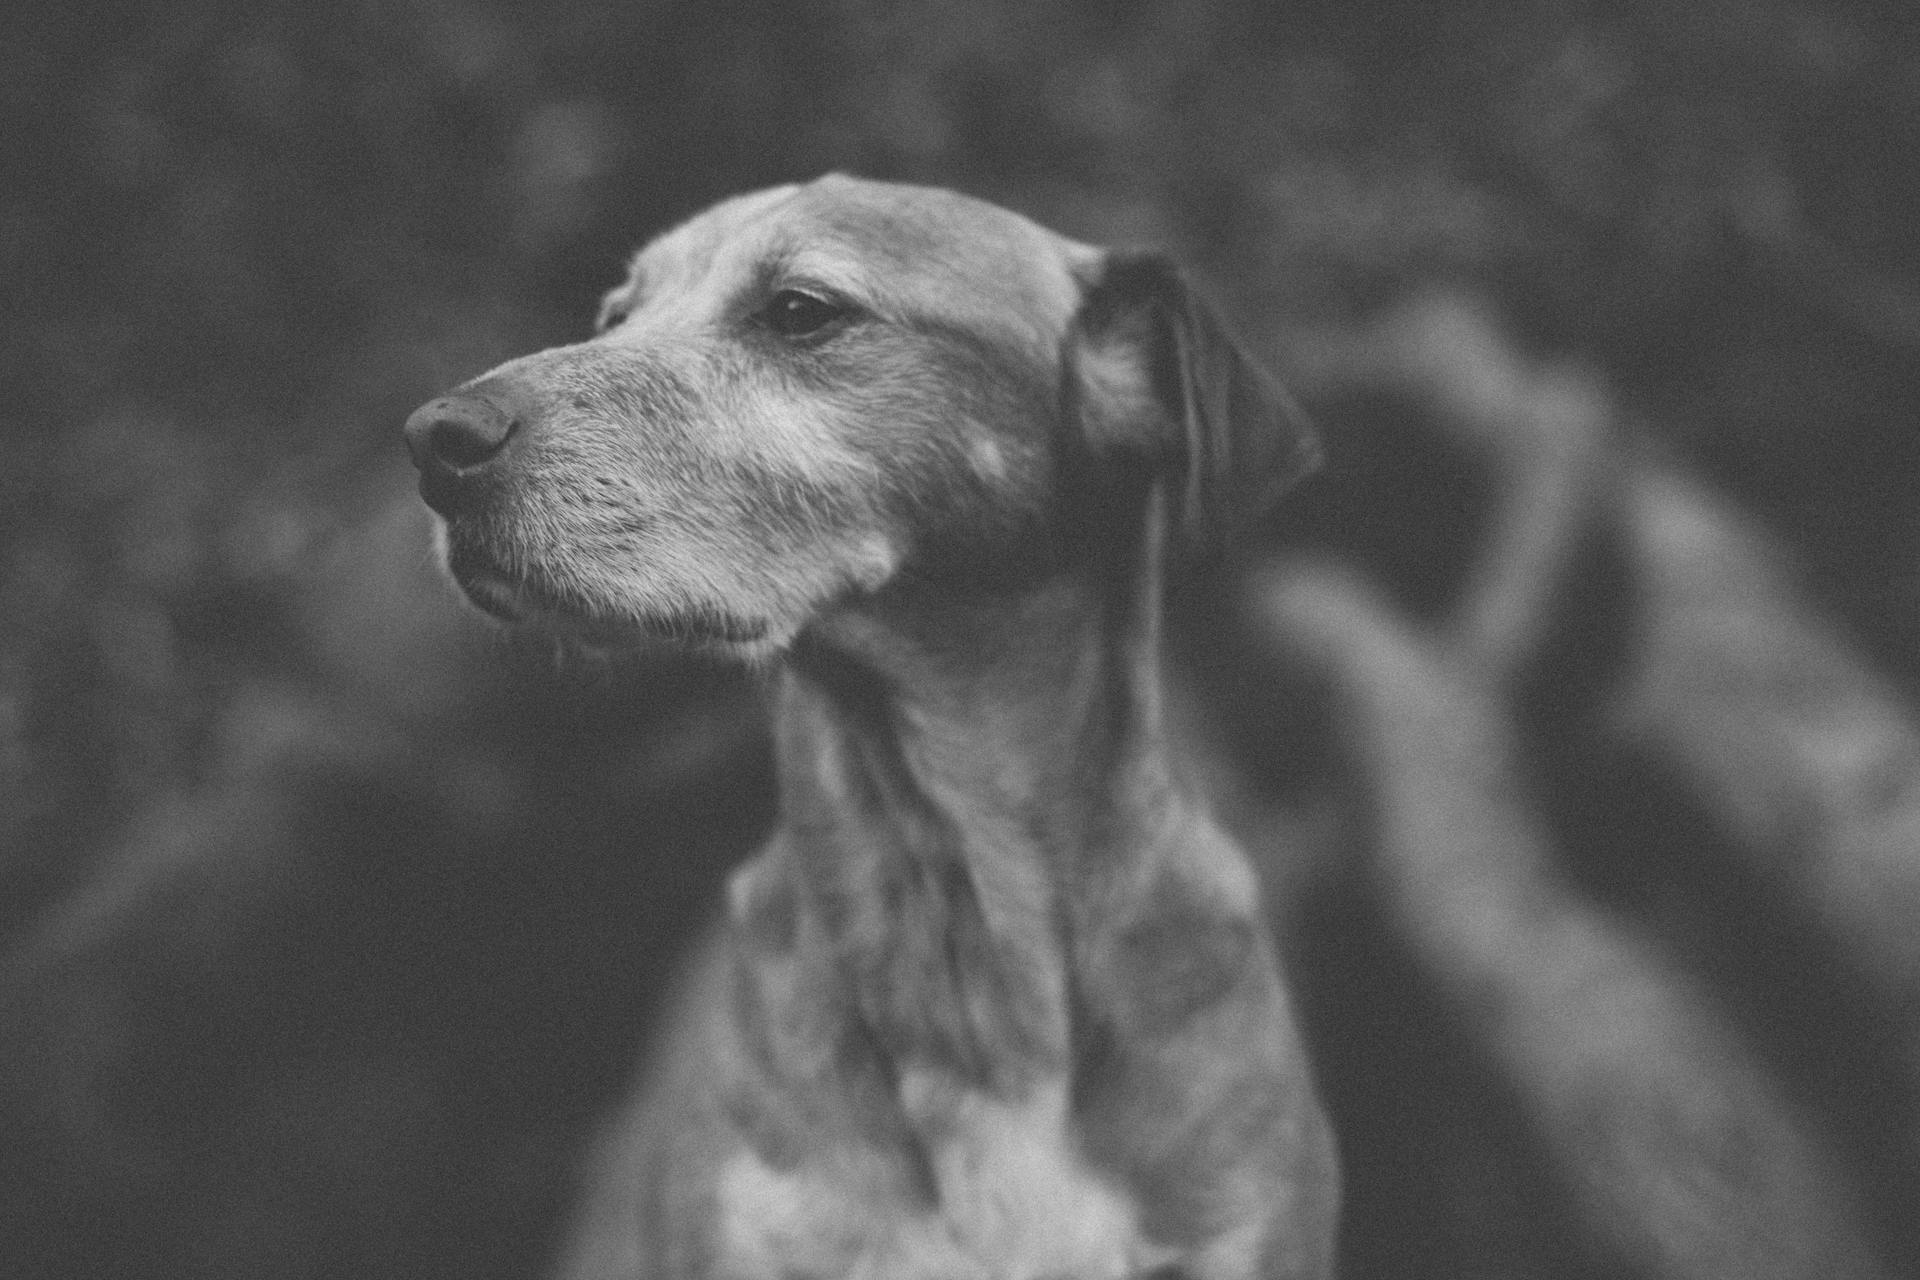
718 812 1162 1276
722 683 1183 1274
715 1075 1165 1280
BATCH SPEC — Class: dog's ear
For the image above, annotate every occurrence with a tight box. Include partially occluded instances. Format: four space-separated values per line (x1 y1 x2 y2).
1066 251 1320 557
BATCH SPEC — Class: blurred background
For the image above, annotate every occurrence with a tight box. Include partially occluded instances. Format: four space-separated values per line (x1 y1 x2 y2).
5 1 1920 1277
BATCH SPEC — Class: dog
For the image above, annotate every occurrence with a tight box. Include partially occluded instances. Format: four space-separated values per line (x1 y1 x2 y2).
403 174 1338 1280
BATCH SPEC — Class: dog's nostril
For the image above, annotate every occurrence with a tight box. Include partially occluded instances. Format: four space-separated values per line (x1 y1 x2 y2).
402 395 517 474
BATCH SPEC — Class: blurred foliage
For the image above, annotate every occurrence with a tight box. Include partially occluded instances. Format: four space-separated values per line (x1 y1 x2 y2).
4 0 1920 1277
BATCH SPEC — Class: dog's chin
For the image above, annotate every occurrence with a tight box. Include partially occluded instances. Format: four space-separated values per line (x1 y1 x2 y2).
451 563 781 663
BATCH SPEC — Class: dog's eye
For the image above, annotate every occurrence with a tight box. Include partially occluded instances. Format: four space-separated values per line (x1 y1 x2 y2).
761 289 852 340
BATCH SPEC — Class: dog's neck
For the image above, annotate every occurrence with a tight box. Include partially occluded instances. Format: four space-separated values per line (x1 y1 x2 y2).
800 571 1161 790
768 546 1178 1091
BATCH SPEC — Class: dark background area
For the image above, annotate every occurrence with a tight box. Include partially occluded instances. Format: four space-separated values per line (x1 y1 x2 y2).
5 1 1920 1277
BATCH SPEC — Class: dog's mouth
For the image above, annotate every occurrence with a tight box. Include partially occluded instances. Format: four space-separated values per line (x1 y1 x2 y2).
453 564 540 624
446 546 771 651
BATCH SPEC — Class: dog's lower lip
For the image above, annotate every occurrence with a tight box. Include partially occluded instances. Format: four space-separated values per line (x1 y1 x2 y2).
640 611 769 645
456 567 530 620
452 560 765 647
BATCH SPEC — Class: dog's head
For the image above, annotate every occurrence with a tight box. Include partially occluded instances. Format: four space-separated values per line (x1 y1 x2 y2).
405 174 1316 660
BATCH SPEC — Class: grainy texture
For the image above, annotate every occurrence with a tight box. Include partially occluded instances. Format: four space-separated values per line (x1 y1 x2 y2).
409 177 1336 1277
6 3 1920 1278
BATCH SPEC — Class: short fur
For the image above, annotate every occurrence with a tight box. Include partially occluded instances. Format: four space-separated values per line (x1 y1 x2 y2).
404 174 1338 1279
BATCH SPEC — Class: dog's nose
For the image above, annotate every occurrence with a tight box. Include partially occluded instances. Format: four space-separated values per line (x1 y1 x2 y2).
404 394 516 473
403 385 527 514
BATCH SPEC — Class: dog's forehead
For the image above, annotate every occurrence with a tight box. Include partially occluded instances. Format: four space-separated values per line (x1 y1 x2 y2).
631 184 805 287
634 176 1095 342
